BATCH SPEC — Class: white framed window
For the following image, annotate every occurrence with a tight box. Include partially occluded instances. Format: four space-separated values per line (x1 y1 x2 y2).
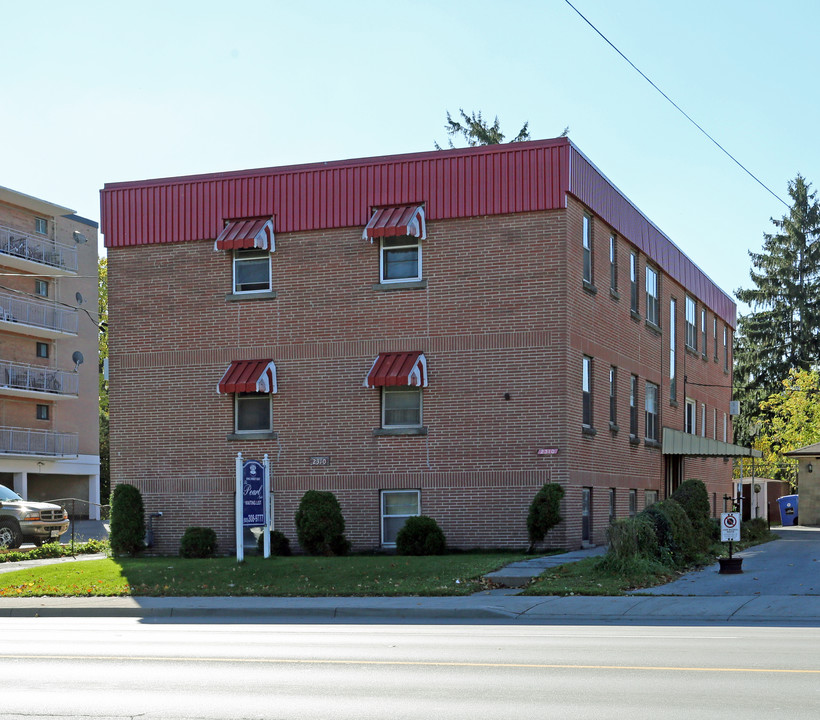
630 252 639 313
609 233 617 291
609 366 617 425
34 217 47 235
645 382 659 441
713 317 719 361
36 404 49 420
645 266 659 326
701 403 706 438
685 398 696 434
645 490 659 508
723 325 729 371
630 374 638 436
381 489 420 546
685 296 697 349
34 279 48 297
713 407 717 440
701 309 707 357
582 215 592 284
670 298 677 401
380 236 421 283
36 342 49 359
382 386 422 428
582 356 592 427
235 392 272 433
723 412 728 442
233 249 271 293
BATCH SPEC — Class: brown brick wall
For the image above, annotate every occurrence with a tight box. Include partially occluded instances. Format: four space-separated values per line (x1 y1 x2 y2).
109 201 735 553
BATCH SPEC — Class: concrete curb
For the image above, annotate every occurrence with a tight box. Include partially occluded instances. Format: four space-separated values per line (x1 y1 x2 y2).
1 594 818 624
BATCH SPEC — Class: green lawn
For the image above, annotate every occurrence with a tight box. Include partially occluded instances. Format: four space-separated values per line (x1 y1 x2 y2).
0 553 526 598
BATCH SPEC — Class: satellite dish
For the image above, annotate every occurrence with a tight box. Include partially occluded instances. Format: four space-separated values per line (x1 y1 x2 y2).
75 292 84 304
72 351 84 372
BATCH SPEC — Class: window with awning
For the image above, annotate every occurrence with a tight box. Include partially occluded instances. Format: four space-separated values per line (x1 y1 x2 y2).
217 360 277 435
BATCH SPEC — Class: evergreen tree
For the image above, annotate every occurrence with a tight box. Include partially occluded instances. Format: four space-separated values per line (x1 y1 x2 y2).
434 109 563 150
734 175 820 445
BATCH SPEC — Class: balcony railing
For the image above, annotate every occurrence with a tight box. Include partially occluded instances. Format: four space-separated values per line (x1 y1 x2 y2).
0 360 79 396
0 426 78 456
0 225 78 273
0 291 78 335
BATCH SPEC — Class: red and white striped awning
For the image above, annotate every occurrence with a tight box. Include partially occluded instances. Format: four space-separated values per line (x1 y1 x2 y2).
363 352 427 388
214 217 275 251
217 360 278 394
362 204 426 242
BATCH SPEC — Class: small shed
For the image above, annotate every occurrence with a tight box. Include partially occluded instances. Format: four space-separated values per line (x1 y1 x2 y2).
735 477 791 523
784 443 820 526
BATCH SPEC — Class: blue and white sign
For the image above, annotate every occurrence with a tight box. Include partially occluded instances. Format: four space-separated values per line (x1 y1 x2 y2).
235 453 272 562
242 460 266 527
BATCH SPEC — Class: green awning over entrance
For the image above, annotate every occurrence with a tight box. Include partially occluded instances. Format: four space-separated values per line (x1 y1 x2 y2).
662 428 762 458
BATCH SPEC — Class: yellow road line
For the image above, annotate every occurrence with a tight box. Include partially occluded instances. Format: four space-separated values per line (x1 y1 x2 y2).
0 654 817 674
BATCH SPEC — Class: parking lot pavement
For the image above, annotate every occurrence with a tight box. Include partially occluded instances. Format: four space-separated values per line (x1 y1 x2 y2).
633 526 820 596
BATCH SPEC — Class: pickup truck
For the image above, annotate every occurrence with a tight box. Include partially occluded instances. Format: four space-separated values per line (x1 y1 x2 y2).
0 484 69 549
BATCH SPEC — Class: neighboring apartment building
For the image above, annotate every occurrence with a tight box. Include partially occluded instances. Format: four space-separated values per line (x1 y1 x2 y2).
0 186 101 519
101 138 756 553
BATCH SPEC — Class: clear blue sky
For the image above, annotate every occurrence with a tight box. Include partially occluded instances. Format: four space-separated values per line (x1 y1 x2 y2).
2 0 817 309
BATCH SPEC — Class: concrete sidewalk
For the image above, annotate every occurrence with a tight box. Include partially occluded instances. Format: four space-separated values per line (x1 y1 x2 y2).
1 592 818 625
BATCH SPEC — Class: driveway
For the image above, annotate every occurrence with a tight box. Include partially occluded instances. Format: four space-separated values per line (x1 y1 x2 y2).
634 526 820 596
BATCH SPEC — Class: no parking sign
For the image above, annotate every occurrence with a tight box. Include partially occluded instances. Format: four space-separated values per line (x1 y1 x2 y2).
720 512 741 542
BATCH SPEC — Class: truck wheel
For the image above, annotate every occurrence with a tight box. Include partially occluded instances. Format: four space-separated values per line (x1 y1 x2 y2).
0 521 22 549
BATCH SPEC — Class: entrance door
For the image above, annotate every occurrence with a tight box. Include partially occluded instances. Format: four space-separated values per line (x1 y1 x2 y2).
664 456 683 497
582 488 592 544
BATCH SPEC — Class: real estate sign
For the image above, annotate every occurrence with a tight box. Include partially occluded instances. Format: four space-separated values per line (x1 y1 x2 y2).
235 453 271 561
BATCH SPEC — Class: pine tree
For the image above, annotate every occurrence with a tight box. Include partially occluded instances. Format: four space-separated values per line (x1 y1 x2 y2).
434 109 564 150
734 175 820 445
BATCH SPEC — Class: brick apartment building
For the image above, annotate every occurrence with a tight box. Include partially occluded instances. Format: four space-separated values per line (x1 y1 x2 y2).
0 186 101 519
101 138 756 554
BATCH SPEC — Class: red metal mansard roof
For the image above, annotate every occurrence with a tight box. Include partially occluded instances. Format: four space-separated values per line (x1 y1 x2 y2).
213 217 274 251
364 352 428 388
217 360 278 394
100 138 736 327
362 204 426 241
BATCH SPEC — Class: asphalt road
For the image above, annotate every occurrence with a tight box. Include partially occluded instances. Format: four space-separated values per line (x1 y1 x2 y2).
1 618 818 719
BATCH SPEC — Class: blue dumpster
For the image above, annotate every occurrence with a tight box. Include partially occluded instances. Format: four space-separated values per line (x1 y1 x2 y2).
777 494 799 526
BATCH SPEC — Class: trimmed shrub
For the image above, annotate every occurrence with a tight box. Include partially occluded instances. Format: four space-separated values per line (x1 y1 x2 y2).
741 517 770 542
256 530 292 556
294 490 350 556
109 483 145 556
179 527 217 558
671 479 712 549
604 515 659 567
396 515 446 555
527 483 564 551
640 499 698 567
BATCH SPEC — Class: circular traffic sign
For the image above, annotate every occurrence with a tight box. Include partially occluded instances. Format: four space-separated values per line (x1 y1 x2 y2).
723 514 738 528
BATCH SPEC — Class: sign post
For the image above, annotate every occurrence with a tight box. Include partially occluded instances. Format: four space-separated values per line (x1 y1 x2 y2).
236 452 271 562
719 509 742 574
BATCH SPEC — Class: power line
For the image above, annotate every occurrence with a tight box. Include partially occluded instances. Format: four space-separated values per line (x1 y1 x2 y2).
563 0 790 209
